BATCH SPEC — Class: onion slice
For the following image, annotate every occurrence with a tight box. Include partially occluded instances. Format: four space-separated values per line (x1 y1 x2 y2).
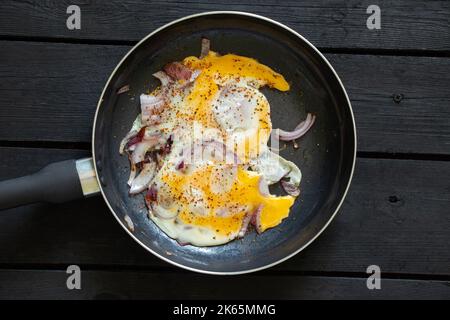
237 211 253 238
127 161 137 186
129 161 156 194
250 205 264 234
131 139 158 164
117 84 130 95
281 180 300 197
140 94 165 125
119 129 138 155
152 71 171 87
164 62 192 81
275 113 316 141
200 38 210 59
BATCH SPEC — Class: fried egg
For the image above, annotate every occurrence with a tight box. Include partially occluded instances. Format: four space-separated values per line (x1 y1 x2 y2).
121 40 304 246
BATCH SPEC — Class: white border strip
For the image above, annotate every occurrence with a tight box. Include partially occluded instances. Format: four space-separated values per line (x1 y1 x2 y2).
92 11 357 275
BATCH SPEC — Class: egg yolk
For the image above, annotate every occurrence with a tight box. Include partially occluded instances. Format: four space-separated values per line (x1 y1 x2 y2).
181 51 290 128
162 165 294 236
155 51 295 237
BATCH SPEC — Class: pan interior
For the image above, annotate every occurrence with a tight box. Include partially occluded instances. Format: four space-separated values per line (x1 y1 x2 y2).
94 13 355 273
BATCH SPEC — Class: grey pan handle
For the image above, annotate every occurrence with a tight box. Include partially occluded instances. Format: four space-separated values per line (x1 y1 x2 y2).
0 158 100 210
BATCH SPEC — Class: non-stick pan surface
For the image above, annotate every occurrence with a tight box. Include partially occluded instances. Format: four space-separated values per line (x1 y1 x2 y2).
93 12 356 274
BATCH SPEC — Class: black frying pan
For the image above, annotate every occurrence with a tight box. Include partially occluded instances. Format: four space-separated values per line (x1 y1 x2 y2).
0 12 356 274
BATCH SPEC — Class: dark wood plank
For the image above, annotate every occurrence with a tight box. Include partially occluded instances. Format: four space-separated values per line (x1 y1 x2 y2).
0 42 128 143
0 1 449 51
328 54 450 155
0 147 449 276
1 41 450 154
0 269 448 299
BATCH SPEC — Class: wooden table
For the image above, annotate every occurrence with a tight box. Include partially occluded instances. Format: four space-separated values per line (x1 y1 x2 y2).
0 1 449 299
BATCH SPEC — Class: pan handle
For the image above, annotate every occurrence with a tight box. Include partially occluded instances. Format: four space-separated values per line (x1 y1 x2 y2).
0 158 100 210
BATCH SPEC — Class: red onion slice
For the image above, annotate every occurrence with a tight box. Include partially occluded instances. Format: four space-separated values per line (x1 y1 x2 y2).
129 161 156 194
281 180 300 197
127 161 137 186
200 38 210 59
119 129 138 154
275 113 316 141
144 185 158 209
140 94 165 125
130 135 160 164
164 62 192 81
126 126 146 150
250 205 264 234
237 211 253 238
131 140 153 164
152 71 171 87
117 84 130 95
176 160 190 173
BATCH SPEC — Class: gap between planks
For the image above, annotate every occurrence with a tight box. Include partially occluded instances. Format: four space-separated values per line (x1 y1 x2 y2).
0 265 448 282
1 141 449 162
1 35 450 58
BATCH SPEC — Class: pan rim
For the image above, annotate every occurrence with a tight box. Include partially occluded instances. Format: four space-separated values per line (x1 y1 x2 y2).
92 10 357 275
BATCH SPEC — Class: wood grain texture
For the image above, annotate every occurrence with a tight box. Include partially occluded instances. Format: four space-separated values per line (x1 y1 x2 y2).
0 147 448 276
1 41 449 154
0 1 448 51
0 269 448 299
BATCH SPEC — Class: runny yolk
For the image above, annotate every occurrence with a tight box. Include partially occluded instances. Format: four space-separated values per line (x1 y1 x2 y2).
156 51 295 237
162 165 295 236
181 51 290 128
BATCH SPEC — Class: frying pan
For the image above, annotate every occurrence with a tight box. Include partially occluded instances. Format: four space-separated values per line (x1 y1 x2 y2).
0 12 356 274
